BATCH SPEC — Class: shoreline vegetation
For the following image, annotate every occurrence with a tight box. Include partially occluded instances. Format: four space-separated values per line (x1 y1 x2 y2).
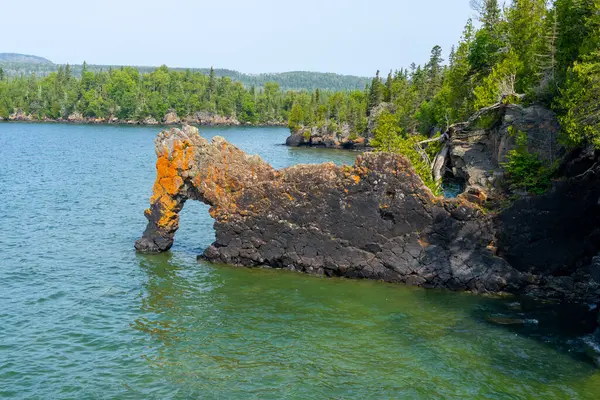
0 64 354 128
283 0 600 198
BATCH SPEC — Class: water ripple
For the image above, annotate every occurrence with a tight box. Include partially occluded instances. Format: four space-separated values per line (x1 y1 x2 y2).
1 123 599 399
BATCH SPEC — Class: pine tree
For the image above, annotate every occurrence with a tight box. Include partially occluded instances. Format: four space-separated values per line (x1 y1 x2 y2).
507 0 548 92
207 66 216 101
288 102 304 131
554 0 596 80
372 110 401 152
536 7 560 95
367 70 383 114
426 45 444 98
65 63 72 82
385 70 393 102
471 0 502 30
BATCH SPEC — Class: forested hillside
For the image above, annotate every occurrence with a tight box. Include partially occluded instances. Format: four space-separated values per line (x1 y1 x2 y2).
0 56 370 91
286 0 599 194
289 0 599 148
0 63 351 125
0 53 52 64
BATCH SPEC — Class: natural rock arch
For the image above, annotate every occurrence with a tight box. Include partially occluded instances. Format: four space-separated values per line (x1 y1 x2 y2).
135 125 524 293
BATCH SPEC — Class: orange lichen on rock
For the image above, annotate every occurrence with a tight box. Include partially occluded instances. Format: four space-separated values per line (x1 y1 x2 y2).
147 139 195 230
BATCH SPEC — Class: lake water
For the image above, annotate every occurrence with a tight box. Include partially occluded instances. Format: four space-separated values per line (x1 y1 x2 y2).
1 123 600 399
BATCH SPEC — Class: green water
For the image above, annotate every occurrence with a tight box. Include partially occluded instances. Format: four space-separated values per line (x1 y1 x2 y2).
1 123 599 399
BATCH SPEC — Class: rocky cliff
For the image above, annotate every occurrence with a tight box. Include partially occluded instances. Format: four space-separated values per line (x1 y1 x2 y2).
447 104 562 195
135 125 600 305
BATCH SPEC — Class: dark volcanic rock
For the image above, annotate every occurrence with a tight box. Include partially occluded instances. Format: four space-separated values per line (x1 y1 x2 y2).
136 126 600 305
136 125 524 293
449 104 562 194
497 170 600 277
287 123 369 150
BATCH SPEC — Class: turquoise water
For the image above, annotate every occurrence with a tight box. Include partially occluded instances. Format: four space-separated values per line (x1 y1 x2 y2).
1 123 600 399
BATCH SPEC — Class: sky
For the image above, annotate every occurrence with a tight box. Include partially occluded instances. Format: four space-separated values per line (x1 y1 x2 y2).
1 0 476 77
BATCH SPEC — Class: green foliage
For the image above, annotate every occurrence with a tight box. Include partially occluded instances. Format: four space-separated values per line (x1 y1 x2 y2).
3 0 599 201
468 28 504 75
368 70 384 111
279 0 600 196
502 129 552 195
473 112 500 130
371 110 402 152
398 135 442 196
0 59 370 91
474 51 522 109
0 65 344 124
288 102 304 131
506 0 547 92
371 110 441 195
557 54 600 147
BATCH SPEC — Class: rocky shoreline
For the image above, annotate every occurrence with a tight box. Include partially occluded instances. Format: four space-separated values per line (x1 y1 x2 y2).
135 125 600 300
135 124 600 365
286 123 372 150
0 109 286 128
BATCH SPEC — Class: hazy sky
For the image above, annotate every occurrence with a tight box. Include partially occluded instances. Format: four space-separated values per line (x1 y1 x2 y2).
2 0 475 76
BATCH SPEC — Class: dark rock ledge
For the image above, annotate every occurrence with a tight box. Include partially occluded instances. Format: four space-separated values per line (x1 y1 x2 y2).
136 125 600 306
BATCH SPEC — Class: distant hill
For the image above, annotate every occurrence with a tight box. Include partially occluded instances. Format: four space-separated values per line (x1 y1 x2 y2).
0 53 53 64
0 55 371 91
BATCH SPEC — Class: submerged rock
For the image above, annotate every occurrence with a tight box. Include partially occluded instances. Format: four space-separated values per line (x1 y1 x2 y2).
486 314 538 326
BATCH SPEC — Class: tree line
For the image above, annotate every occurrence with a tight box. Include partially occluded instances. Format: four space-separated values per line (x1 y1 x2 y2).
0 64 353 124
0 59 370 91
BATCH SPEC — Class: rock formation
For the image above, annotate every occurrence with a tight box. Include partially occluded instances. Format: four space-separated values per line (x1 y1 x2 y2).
447 104 562 195
185 111 241 126
142 116 159 125
137 125 599 302
285 103 394 150
286 123 369 149
8 109 33 121
163 110 181 125
67 112 85 123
